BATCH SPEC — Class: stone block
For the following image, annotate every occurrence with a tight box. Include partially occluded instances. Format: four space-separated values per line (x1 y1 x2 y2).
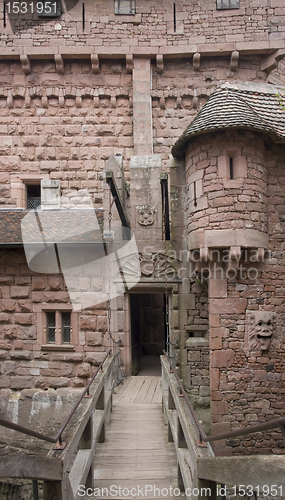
76 363 91 378
211 400 229 415
85 352 108 365
208 279 227 298
10 350 32 360
10 376 33 389
209 298 247 314
48 377 69 388
211 349 235 368
10 286 30 298
86 332 103 346
80 315 97 330
14 313 33 325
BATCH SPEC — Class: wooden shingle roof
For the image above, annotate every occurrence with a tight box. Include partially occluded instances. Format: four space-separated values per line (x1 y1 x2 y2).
0 209 104 246
172 82 285 159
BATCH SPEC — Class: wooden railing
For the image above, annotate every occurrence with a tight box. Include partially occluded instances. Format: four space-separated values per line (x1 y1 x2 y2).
161 353 285 500
0 353 114 500
161 354 214 500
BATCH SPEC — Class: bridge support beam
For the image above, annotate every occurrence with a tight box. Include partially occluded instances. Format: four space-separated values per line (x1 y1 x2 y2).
43 480 62 500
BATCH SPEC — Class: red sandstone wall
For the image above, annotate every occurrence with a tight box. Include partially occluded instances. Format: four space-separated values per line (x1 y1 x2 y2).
1 0 284 48
0 249 108 389
0 59 133 209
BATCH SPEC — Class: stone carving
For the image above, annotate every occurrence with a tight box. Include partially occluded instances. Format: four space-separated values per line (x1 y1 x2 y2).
247 311 278 352
140 251 178 279
137 206 155 226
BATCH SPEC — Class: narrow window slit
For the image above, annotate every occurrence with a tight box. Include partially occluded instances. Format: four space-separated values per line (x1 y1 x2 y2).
229 157 234 179
82 3 85 30
193 181 197 207
3 2 6 28
173 3 176 32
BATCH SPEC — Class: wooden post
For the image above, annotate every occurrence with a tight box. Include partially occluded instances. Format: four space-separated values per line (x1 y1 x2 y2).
198 480 216 500
168 388 175 410
85 464 94 490
43 481 62 500
178 418 187 448
96 388 105 410
79 416 92 449
168 423 174 442
98 422 105 443
178 463 185 493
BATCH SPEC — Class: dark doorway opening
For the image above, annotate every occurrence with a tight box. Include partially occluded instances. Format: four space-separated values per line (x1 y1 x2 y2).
130 293 166 376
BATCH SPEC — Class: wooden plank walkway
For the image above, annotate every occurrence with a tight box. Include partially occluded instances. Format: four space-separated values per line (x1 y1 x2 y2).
92 376 183 500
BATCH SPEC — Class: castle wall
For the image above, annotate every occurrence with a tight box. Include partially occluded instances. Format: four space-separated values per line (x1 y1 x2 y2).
1 0 284 48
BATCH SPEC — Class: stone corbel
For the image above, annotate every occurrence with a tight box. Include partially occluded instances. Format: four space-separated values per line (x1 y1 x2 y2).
42 90 48 108
193 52 200 71
76 90 82 108
260 49 285 76
20 55 31 75
193 89 198 109
91 54 100 74
25 89 31 108
160 97 166 110
126 54 133 74
227 245 241 271
58 89 65 108
7 91 13 109
54 54 64 74
230 50 239 72
156 55 164 74
200 247 210 262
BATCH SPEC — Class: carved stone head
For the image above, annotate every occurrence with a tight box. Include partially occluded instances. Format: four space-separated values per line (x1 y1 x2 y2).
247 311 278 352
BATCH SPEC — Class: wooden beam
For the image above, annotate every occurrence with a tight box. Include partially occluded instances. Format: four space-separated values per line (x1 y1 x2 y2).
105 170 130 229
0 447 62 481
198 456 285 490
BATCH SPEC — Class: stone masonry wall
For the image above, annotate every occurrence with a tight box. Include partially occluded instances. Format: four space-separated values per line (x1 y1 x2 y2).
1 0 285 48
0 59 133 209
185 130 268 237
0 248 108 390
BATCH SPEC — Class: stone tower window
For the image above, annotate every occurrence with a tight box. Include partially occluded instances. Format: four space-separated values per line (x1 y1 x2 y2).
229 157 234 179
217 0 239 9
218 149 247 188
115 0 135 15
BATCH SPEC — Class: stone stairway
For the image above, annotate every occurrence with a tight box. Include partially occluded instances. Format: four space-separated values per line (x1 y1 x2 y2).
90 376 183 500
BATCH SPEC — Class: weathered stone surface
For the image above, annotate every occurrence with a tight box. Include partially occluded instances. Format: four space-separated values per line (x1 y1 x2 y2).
76 363 91 378
80 315 97 330
211 350 235 368
10 350 32 360
86 332 103 346
209 298 247 315
10 376 33 389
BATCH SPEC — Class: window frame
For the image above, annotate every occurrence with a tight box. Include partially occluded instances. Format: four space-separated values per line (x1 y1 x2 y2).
34 303 78 350
114 0 136 15
10 174 49 210
216 0 239 10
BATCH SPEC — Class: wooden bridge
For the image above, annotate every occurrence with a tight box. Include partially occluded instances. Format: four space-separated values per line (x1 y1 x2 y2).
93 375 182 500
0 354 285 500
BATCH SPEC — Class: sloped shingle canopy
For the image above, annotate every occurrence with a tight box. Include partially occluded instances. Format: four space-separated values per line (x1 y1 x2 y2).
0 209 104 246
172 81 285 159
